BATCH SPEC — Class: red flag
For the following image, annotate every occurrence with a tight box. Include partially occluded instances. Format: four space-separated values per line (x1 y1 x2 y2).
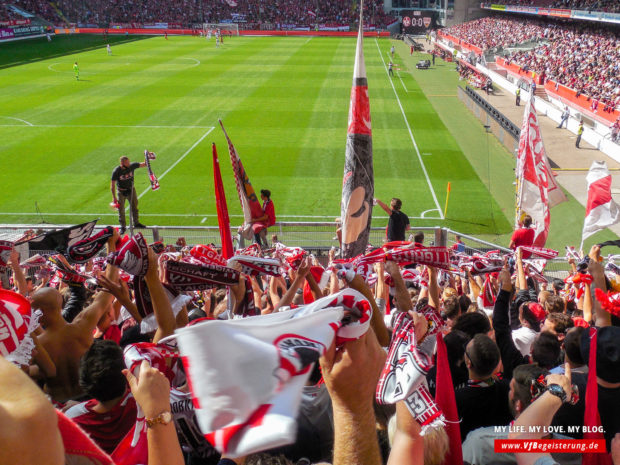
340 16 374 259
435 332 462 465
220 120 263 240
213 143 234 259
582 328 613 465
516 96 566 247
582 161 620 245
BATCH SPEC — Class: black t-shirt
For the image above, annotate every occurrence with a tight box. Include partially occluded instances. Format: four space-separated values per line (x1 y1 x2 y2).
111 162 141 194
455 378 513 441
599 385 620 449
387 210 410 241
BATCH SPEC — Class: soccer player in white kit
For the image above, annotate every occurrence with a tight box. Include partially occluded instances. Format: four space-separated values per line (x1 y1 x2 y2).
107 44 112 55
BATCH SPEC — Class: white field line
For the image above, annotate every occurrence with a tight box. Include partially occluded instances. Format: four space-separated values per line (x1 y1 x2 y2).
0 123 215 129
375 38 444 220
396 71 410 93
0 116 33 126
137 127 215 200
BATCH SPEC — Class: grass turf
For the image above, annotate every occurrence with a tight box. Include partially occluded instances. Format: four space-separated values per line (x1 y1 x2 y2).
0 34 612 250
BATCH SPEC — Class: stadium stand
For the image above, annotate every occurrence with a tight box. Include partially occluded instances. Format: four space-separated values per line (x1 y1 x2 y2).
442 17 620 115
1 0 396 28
485 0 620 12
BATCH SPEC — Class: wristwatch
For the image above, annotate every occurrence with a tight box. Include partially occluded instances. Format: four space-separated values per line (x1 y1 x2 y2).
145 411 172 428
546 384 567 403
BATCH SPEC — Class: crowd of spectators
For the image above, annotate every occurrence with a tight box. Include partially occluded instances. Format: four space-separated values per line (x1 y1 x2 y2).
443 17 620 114
2 0 395 28
1 209 620 465
483 0 620 13
3 0 62 22
442 17 546 51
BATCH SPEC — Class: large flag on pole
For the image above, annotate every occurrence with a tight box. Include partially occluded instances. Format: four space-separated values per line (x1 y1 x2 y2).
212 143 234 259
340 5 374 259
219 120 263 241
582 161 620 245
515 95 566 247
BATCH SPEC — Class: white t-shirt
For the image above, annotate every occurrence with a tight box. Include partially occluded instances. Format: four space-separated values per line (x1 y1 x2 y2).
512 326 537 356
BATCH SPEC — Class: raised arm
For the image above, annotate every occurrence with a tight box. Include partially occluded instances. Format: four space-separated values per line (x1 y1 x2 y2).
8 249 27 296
144 248 177 343
73 230 119 335
320 330 386 465
273 258 311 311
384 260 413 313
588 245 610 327
124 360 184 465
345 272 390 347
493 263 525 379
375 198 393 216
387 401 425 465
98 276 142 323
509 368 572 465
427 266 440 310
516 247 527 291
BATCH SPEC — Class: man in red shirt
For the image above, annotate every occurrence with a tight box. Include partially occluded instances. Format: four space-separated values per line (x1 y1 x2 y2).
509 214 535 258
251 189 276 247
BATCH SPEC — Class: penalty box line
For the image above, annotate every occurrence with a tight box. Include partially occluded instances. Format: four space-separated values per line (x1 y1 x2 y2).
374 38 444 220
137 127 215 200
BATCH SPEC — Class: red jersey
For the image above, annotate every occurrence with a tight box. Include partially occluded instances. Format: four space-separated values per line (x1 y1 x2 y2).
511 227 535 258
64 390 137 454
263 199 276 226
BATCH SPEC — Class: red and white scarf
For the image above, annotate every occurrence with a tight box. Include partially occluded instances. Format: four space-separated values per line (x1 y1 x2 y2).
144 150 159 191
376 312 444 434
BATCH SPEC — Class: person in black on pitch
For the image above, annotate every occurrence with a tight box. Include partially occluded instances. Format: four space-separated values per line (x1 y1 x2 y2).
375 197 410 242
111 156 147 234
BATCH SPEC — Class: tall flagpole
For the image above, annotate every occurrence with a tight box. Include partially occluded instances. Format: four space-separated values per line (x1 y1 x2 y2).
340 0 374 259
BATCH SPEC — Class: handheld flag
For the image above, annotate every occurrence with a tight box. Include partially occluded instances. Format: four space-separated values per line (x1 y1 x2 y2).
340 9 374 259
220 120 263 241
212 143 234 259
581 161 620 246
144 150 159 191
16 220 98 253
516 96 566 247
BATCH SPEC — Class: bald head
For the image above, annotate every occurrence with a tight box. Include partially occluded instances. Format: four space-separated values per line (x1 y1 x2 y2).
31 288 63 314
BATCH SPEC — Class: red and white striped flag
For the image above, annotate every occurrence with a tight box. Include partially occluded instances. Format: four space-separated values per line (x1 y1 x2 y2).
516 96 566 247
307 10 316 17
220 120 263 241
582 161 620 244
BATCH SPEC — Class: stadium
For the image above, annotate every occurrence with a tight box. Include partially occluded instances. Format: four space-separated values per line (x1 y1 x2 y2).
1 0 619 464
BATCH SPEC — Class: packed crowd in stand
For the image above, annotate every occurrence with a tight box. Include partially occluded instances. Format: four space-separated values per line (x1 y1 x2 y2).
1 202 620 465
442 17 546 51
484 0 620 13
443 17 620 114
2 0 395 28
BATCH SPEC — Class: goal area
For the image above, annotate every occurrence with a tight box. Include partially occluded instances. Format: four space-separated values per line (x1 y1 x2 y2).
203 23 239 36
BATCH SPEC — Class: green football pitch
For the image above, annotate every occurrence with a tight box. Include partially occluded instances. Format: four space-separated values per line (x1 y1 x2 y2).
1 33 610 249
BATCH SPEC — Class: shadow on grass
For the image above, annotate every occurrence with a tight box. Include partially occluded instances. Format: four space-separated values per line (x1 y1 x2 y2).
0 34 150 70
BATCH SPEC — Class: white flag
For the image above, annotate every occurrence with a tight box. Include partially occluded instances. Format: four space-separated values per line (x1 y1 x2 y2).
582 161 620 243
516 96 567 247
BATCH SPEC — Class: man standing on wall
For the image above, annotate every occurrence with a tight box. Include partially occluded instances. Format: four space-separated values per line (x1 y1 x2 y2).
375 197 410 242
111 156 147 234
